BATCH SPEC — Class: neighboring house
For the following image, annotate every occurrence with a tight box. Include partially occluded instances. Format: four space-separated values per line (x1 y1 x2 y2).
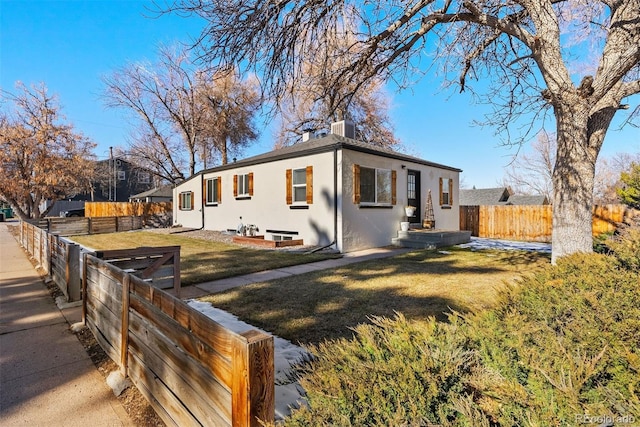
505 194 549 205
129 186 173 203
173 121 463 253
43 158 157 216
91 157 156 202
459 187 549 206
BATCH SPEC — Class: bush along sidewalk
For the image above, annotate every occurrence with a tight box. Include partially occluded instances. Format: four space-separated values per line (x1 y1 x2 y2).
280 229 640 426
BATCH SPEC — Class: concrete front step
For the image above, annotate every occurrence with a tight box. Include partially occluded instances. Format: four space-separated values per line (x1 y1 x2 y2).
392 230 471 249
391 238 437 249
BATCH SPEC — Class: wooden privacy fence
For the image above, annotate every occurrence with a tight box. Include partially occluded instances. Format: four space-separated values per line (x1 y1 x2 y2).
86 202 172 218
19 221 81 302
83 254 275 426
460 204 639 242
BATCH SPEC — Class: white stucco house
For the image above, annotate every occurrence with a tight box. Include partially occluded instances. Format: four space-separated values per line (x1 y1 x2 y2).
172 121 464 253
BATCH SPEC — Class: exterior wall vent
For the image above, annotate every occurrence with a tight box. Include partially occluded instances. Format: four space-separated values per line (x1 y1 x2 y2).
331 120 355 139
302 131 312 142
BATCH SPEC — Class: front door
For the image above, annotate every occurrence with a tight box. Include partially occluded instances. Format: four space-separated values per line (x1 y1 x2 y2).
407 170 421 224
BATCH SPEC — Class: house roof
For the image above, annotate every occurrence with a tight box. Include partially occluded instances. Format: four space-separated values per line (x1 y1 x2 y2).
129 186 173 199
178 134 462 185
505 195 549 205
460 187 549 206
459 187 512 206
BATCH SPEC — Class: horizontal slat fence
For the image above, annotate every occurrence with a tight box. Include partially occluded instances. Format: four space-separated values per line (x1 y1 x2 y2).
95 246 181 296
19 221 81 302
83 255 275 427
460 204 639 242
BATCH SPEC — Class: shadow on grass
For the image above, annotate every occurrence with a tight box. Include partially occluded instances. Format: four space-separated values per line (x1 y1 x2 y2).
200 249 549 345
180 247 338 285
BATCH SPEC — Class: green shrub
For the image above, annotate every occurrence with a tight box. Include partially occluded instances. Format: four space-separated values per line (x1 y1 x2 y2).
467 253 640 425
282 240 640 426
284 315 478 426
605 227 640 271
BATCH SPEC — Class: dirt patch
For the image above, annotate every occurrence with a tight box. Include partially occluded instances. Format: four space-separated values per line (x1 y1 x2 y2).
74 327 165 427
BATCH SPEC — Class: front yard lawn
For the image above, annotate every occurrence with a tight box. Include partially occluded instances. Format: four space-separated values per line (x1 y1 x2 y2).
70 231 338 285
200 248 550 345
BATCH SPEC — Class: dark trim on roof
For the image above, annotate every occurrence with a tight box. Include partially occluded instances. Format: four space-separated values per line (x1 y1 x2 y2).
180 135 462 185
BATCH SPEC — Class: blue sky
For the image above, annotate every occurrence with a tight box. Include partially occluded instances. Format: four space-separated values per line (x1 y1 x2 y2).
2 0 638 189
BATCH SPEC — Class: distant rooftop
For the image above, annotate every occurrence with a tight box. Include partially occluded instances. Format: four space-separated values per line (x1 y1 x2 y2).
460 187 549 206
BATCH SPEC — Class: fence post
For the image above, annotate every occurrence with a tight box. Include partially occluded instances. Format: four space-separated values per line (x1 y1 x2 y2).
120 273 130 377
173 247 181 298
231 330 274 427
66 243 81 302
82 252 88 324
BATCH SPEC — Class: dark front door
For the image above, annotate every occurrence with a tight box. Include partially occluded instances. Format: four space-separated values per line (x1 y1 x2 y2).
407 170 421 224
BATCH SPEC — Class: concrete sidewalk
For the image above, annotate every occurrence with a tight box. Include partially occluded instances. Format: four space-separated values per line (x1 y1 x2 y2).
0 221 132 427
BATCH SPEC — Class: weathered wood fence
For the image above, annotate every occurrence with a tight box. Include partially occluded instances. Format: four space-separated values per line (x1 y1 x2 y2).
460 204 639 242
31 216 143 236
83 254 274 426
95 246 181 296
16 219 276 424
19 221 81 302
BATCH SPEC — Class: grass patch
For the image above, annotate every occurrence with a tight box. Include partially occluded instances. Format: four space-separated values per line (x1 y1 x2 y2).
201 248 549 345
70 231 338 285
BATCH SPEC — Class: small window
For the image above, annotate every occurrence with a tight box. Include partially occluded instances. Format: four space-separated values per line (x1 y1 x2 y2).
238 174 249 196
440 178 452 206
138 172 150 184
179 191 193 210
117 171 126 181
234 173 253 198
286 166 313 205
205 177 221 205
360 167 392 204
273 235 293 241
292 169 307 202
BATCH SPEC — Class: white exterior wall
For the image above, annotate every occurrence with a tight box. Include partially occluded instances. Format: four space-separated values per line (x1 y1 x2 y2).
339 149 460 253
176 151 338 247
173 176 204 228
173 145 460 253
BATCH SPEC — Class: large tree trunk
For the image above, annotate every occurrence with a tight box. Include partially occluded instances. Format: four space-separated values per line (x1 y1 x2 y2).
551 102 597 263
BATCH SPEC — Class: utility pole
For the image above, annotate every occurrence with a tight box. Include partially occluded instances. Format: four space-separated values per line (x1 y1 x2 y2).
109 146 113 201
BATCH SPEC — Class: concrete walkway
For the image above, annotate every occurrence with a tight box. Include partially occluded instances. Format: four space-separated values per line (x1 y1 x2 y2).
175 246 414 299
0 221 132 427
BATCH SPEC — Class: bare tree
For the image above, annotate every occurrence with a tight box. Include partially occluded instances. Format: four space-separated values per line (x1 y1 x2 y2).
594 151 640 204
164 0 640 262
503 131 556 201
0 82 96 219
102 46 260 183
504 133 639 204
273 22 399 148
197 69 260 165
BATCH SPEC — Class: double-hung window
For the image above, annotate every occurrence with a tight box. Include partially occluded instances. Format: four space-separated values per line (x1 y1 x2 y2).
356 166 395 205
439 177 453 206
286 166 313 205
205 177 221 205
233 173 254 198
179 191 193 210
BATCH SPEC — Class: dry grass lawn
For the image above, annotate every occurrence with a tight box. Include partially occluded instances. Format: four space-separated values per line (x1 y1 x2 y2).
201 248 550 345
70 231 338 285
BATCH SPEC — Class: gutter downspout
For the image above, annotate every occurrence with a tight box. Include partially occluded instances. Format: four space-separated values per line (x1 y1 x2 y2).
199 173 205 230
